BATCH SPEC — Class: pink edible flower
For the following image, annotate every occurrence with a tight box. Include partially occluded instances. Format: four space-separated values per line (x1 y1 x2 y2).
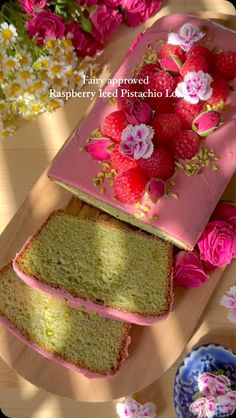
168 23 205 52
173 251 209 288
91 5 122 43
211 202 236 227
19 0 47 14
124 99 152 125
216 391 236 416
86 137 113 160
220 285 236 324
192 110 221 137
27 10 65 44
119 124 154 160
198 373 231 397
198 220 236 268
116 397 157 418
147 178 166 203
124 0 162 27
175 71 213 104
189 396 216 418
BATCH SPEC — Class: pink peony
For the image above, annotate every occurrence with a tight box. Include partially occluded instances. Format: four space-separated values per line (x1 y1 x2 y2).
198 373 231 397
91 5 122 43
19 0 47 14
27 11 65 44
124 0 162 27
211 202 236 227
174 251 209 288
198 220 236 268
86 137 114 160
65 22 102 56
125 99 152 125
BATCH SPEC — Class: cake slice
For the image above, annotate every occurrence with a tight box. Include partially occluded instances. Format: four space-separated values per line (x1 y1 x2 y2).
13 210 173 326
0 265 131 377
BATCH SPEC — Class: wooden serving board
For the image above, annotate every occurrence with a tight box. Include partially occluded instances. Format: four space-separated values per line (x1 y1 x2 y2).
0 170 233 401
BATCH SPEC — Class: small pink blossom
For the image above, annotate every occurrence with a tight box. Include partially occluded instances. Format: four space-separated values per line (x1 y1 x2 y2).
168 23 205 52
91 5 122 43
147 178 166 202
216 391 236 416
211 202 236 227
27 11 65 44
119 124 154 160
116 397 157 418
175 71 213 104
198 220 236 268
173 251 209 288
220 285 236 324
192 110 221 137
86 137 113 160
124 99 152 125
189 396 216 418
198 373 231 397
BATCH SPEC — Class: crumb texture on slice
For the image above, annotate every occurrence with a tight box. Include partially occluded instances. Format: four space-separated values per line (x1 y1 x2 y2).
0 266 130 375
16 212 173 317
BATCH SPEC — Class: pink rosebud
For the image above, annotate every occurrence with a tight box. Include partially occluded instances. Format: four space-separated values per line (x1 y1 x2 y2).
192 110 221 137
91 5 122 43
125 99 152 125
27 11 65 44
198 220 236 268
159 55 182 74
211 202 236 227
174 251 209 288
19 0 47 14
86 137 114 160
198 372 231 397
65 22 102 57
216 391 236 416
124 0 162 27
189 396 216 418
147 178 166 202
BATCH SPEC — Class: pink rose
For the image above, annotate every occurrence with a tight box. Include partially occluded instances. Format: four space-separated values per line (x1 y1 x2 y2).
91 5 122 42
198 220 236 268
86 137 114 161
174 251 209 288
104 0 123 6
65 22 102 57
19 0 47 14
27 11 65 44
124 0 162 27
211 202 236 227
125 99 152 125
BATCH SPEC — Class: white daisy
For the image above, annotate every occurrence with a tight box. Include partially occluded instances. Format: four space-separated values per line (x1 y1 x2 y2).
0 22 18 45
16 68 34 87
48 60 66 79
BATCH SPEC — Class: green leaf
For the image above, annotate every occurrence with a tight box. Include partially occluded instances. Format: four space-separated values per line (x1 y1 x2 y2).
214 369 225 376
80 16 92 33
193 392 203 401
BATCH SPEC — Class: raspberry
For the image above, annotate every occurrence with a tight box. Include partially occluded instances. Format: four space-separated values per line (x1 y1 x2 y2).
114 167 148 204
138 63 160 81
145 96 174 113
180 56 208 77
140 146 175 180
207 74 229 106
174 100 204 129
187 45 213 66
172 130 200 159
215 51 236 81
151 113 181 144
143 69 175 95
160 44 186 62
101 110 127 143
111 145 139 172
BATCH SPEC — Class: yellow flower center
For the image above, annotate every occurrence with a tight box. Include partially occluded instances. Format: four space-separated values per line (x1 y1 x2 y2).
63 39 73 48
20 56 29 66
50 100 60 110
34 81 43 90
9 84 21 96
20 70 30 80
51 65 61 74
2 29 13 40
6 59 16 68
32 104 43 112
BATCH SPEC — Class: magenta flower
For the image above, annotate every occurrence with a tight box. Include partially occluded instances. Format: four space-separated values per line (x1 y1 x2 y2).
124 0 162 27
198 220 236 268
192 110 221 137
19 0 47 14
173 251 209 288
65 22 102 57
116 397 157 418
189 396 216 418
27 11 65 44
91 5 122 43
216 391 236 416
168 23 205 52
211 202 236 227
198 373 231 397
220 285 236 324
86 137 114 160
104 0 123 6
119 124 154 160
175 71 213 104
147 178 166 203
124 99 152 125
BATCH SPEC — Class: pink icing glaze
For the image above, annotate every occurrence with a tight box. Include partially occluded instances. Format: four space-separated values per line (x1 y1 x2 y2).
13 237 173 326
48 14 236 250
0 309 131 379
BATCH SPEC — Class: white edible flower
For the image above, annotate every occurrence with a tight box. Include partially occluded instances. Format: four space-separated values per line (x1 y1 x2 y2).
0 22 18 45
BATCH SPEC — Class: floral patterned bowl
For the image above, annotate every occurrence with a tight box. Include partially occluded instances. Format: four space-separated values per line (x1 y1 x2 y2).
173 344 236 418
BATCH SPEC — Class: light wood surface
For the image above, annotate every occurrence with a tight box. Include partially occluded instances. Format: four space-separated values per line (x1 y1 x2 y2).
0 0 235 416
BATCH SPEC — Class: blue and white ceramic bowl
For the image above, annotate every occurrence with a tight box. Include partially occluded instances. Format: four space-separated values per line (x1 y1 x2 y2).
173 344 236 418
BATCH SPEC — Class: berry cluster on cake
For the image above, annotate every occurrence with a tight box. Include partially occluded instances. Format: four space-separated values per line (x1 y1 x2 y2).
48 13 236 250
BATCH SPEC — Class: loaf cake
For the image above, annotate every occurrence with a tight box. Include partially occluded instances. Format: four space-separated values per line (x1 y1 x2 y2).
13 210 173 326
48 14 236 250
0 265 131 377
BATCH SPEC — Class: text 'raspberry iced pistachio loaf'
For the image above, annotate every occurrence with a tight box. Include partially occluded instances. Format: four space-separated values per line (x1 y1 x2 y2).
48 14 236 250
0 265 131 377
13 211 173 326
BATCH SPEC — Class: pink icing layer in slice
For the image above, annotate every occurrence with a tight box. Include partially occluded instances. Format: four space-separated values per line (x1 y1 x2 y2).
13 237 173 326
48 14 236 250
0 308 131 379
